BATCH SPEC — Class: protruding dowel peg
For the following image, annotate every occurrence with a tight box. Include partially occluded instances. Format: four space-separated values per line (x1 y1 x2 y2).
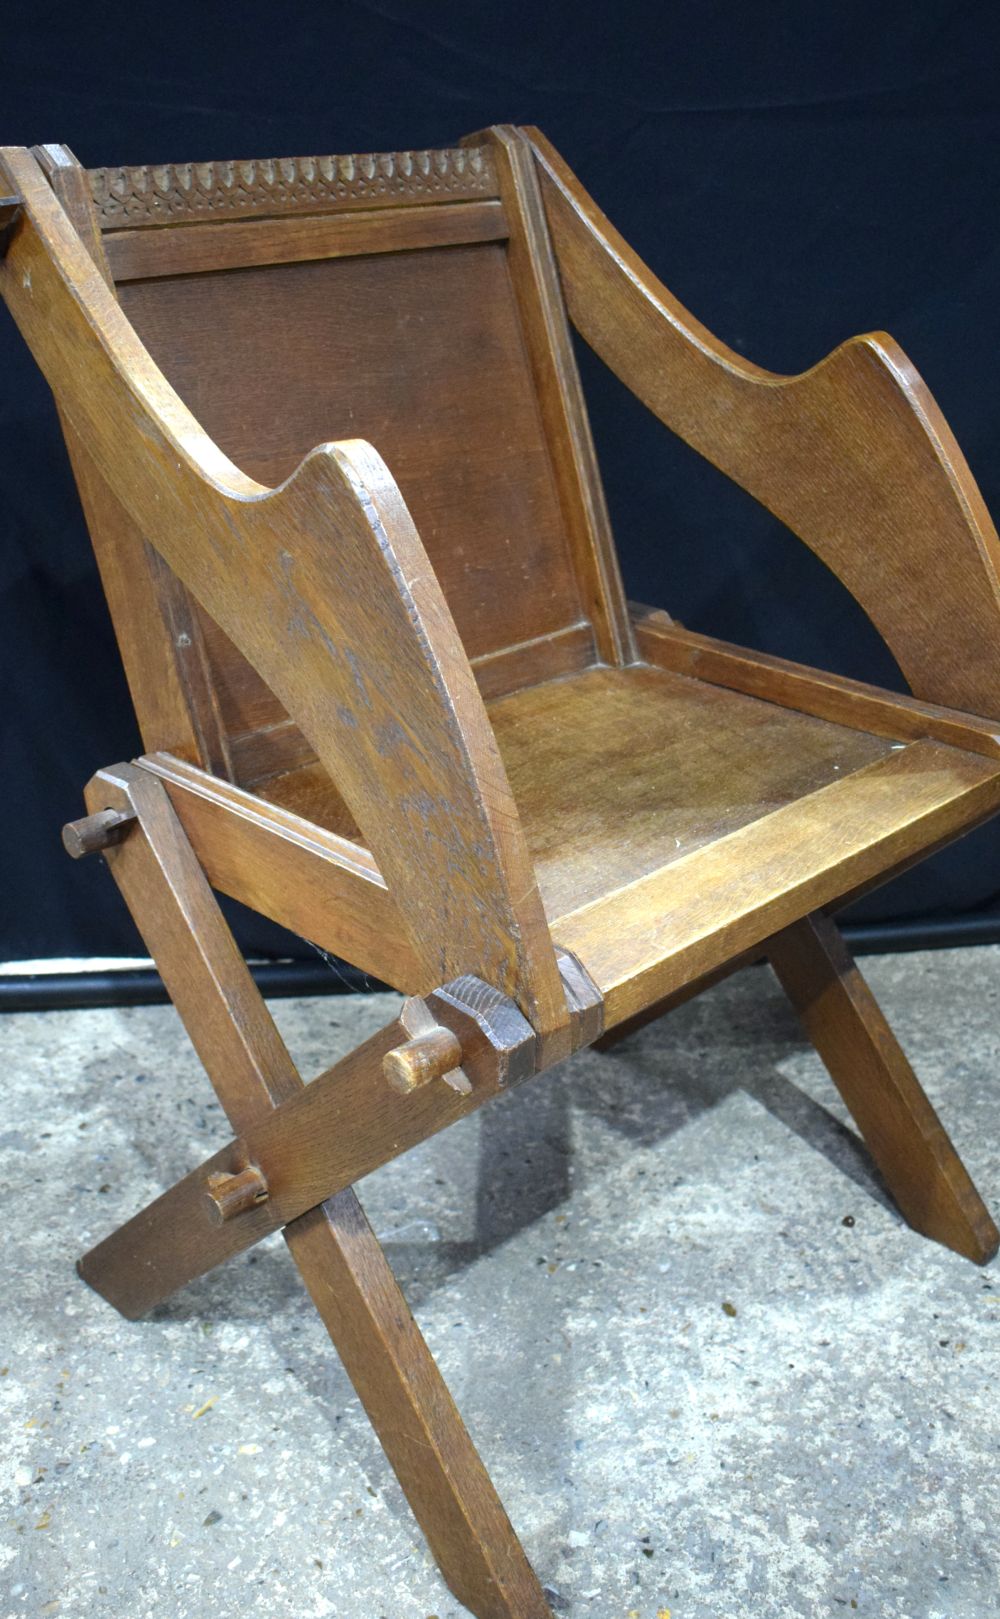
62 807 136 859
383 1026 463 1094
204 1165 269 1224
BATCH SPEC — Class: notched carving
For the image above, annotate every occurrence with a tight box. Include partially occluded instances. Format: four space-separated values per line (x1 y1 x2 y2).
88 147 498 228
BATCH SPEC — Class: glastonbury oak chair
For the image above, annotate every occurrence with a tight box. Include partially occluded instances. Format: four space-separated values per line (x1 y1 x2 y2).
2 125 1000 1617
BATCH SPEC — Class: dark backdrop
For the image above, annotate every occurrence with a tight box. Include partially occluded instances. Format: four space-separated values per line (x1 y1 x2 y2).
3 0 1000 964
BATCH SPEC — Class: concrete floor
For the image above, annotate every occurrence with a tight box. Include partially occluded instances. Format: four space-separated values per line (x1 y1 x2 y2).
1 947 999 1619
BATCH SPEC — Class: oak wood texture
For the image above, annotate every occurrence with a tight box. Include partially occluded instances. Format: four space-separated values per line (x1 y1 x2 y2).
0 143 567 1035
61 806 135 858
290 1194 556 1619
32 145 228 772
76 763 555 1619
634 610 1000 762
88 145 500 227
79 1008 412 1316
553 739 1000 1029
591 952 761 1051
471 125 636 666
384 1025 464 1093
490 664 891 918
77 946 595 1314
98 143 604 787
80 977 537 1314
769 913 1000 1264
4 125 1000 1618
529 126 1000 719
139 751 425 992
104 198 508 281
205 1164 269 1223
116 243 586 664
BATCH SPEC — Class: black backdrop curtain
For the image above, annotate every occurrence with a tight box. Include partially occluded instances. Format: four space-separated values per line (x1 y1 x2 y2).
2 0 1000 963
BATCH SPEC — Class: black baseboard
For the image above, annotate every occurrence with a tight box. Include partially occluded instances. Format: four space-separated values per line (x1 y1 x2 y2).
2 914 999 1013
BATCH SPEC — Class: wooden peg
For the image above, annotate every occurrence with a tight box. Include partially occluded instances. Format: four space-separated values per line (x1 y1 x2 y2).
383 1026 463 1094
204 1165 269 1223
62 806 136 859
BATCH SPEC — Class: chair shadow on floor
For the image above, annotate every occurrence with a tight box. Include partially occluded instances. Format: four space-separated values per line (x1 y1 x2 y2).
151 961 893 1330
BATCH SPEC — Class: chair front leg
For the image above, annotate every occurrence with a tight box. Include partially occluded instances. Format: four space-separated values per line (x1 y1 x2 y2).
73 761 556 1619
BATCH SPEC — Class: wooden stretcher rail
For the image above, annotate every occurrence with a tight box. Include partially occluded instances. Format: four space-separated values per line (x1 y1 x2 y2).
139 753 425 992
77 1005 515 1315
635 610 1000 761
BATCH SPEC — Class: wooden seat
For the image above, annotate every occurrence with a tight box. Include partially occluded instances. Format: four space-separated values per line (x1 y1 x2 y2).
253 656 999 992
3 125 1000 1619
494 662 901 916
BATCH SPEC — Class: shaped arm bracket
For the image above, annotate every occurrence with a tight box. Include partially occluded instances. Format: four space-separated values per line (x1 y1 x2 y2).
0 144 568 1034
528 128 1000 721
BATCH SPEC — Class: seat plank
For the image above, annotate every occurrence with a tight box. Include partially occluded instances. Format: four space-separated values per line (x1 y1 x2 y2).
489 664 891 918
553 740 1000 1027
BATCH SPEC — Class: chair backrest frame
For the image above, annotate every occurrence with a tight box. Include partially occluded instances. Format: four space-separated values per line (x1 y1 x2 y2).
0 140 576 1033
35 130 633 796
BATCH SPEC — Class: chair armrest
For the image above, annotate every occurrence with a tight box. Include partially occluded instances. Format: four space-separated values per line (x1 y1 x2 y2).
0 144 566 1035
527 128 1000 720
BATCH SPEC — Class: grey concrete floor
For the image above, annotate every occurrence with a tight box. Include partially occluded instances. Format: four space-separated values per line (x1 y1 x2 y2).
1 947 999 1619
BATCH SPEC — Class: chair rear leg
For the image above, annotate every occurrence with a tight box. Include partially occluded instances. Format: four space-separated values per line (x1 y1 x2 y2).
769 910 998 1264
74 762 556 1619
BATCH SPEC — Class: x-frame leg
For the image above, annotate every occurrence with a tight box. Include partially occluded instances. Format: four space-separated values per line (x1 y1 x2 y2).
584 917 997 1264
769 911 998 1264
76 762 556 1619
69 761 998 1617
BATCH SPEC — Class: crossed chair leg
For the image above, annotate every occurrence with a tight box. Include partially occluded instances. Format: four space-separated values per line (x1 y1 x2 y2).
67 763 998 1619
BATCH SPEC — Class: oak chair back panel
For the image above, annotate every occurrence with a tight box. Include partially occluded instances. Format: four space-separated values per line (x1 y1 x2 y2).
117 240 587 704
32 138 630 791
91 155 598 784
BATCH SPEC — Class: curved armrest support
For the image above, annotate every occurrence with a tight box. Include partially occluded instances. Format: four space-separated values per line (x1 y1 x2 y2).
528 128 1000 719
0 145 566 1033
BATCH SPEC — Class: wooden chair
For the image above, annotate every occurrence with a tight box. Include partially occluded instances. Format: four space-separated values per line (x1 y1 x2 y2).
2 125 999 1617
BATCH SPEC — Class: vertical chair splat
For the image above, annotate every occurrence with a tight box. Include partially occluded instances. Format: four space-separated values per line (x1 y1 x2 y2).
76 760 556 1619
471 124 637 668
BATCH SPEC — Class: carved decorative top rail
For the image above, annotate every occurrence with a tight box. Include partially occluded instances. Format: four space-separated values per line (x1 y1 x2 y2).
87 146 499 228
